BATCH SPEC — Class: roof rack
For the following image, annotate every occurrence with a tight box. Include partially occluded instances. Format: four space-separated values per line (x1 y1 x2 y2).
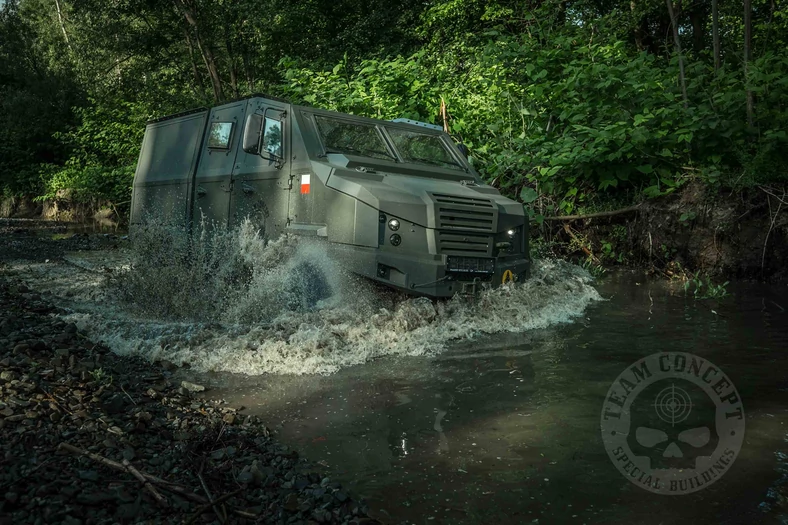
146 93 292 124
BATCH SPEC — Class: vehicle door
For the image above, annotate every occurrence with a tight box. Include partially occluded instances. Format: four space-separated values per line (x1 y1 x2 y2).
229 99 290 239
192 102 247 229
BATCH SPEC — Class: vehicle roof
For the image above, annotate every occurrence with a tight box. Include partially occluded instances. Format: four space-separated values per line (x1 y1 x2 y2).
147 94 446 136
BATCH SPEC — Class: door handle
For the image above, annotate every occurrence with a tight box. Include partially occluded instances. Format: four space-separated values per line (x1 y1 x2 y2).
196 186 207 197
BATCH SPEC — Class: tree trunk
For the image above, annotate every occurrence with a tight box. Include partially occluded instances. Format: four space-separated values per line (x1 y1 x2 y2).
241 52 254 93
173 0 224 102
666 0 689 109
689 8 704 54
744 0 755 129
225 36 240 98
712 0 720 70
631 1 646 51
53 0 73 54
184 30 203 96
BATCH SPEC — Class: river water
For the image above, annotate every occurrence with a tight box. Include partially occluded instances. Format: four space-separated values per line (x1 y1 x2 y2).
208 273 788 524
2 222 787 524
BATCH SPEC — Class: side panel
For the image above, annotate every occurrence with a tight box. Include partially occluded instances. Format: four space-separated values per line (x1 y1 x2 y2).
192 102 247 229
130 111 208 227
286 111 321 231
229 99 291 239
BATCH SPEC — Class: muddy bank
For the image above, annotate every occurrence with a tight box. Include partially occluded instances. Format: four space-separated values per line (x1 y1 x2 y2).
542 183 788 281
0 196 121 227
0 277 377 524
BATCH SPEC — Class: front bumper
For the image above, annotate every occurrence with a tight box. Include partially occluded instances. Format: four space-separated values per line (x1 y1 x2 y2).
328 243 530 298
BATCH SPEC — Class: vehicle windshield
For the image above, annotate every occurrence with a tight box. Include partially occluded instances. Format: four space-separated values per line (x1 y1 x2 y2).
385 127 464 171
315 116 395 161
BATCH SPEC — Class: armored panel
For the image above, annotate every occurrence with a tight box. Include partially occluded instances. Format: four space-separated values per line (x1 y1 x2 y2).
229 98 292 238
130 111 207 226
192 102 247 229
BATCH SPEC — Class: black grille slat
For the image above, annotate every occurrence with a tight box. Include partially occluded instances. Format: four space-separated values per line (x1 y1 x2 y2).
432 192 497 233
438 232 491 255
433 193 494 207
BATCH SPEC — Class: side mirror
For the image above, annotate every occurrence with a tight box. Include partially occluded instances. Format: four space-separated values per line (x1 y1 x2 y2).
242 113 264 154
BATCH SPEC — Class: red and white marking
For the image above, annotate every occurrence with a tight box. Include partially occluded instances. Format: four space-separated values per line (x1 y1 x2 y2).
300 174 311 194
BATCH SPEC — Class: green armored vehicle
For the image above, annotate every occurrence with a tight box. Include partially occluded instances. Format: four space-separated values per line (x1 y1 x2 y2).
130 95 529 298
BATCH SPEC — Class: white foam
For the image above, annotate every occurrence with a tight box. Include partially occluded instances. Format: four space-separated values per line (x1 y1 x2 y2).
14 221 603 375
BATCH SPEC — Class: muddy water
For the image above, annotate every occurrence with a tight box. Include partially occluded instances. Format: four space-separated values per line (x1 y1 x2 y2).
3 223 788 524
208 273 788 525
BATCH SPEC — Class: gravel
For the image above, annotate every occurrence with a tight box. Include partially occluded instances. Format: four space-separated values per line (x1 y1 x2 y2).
0 272 378 524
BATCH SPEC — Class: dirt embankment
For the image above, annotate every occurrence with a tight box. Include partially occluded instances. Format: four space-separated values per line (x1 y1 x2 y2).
543 183 788 281
0 275 377 525
1 196 120 227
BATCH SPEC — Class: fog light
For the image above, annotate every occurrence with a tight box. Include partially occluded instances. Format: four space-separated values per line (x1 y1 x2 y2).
390 234 402 246
507 229 516 238
388 219 400 231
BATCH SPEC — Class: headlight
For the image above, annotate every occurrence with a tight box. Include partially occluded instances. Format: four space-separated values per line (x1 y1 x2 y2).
507 229 517 238
390 234 402 246
389 219 400 231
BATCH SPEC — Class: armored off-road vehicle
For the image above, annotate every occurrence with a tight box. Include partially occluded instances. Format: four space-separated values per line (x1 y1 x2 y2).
130 95 529 298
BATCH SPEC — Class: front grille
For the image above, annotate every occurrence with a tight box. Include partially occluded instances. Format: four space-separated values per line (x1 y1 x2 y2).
432 193 496 233
438 231 491 255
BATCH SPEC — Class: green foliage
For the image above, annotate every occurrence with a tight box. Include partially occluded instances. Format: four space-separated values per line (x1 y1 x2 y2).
1 0 787 219
683 273 731 300
278 20 788 215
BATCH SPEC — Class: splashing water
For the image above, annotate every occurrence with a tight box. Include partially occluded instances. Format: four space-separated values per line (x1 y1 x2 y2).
51 221 602 375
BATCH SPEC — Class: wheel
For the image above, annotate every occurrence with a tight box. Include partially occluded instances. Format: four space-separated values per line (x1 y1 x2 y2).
285 260 331 310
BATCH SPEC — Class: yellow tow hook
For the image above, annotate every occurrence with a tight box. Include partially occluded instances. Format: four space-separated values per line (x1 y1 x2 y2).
502 269 515 285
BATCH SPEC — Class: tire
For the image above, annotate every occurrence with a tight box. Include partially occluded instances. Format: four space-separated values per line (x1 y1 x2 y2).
286 261 331 310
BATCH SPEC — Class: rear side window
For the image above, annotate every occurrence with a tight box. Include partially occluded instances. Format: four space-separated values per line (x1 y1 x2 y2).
207 122 234 149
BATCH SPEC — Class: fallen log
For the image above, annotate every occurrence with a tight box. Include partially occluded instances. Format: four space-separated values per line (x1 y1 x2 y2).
545 204 641 221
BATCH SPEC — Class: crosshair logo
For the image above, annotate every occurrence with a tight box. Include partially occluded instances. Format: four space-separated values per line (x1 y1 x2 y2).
654 383 693 425
601 352 745 495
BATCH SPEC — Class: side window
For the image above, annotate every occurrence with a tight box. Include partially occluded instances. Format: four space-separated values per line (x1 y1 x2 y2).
207 122 233 149
261 117 282 157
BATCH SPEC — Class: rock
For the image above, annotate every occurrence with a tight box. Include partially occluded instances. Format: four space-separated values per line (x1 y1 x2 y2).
284 493 299 511
180 381 205 393
5 491 19 504
78 470 99 482
0 370 18 381
0 407 13 417
102 394 126 414
64 323 78 334
237 471 255 484
222 413 236 425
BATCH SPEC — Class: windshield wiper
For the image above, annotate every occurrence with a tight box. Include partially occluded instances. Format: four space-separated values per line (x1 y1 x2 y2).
323 146 396 161
409 156 462 169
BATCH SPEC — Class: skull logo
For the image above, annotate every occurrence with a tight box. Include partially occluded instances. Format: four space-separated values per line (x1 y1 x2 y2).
627 378 719 470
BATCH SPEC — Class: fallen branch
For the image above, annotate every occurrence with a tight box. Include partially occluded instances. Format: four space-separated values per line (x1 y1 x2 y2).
123 458 168 508
184 489 243 525
563 223 601 264
57 443 257 520
199 469 226 523
545 204 641 221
